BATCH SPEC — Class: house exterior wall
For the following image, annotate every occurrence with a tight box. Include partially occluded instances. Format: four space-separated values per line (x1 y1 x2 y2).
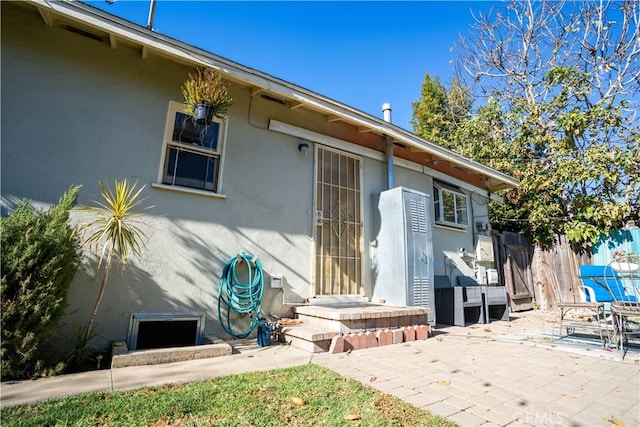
2 3 493 350
2 5 314 348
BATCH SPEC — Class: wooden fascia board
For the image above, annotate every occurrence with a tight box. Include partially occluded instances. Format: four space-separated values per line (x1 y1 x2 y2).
282 92 518 190
383 131 519 190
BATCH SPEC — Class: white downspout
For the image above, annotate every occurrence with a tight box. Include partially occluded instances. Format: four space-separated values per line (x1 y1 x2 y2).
382 103 394 190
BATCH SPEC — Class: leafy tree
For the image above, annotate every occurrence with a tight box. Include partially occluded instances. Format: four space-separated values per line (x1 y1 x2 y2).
445 0 639 245
1 186 82 379
412 75 472 148
76 180 150 343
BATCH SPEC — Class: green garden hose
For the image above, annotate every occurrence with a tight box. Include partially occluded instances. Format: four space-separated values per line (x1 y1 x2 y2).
217 253 264 338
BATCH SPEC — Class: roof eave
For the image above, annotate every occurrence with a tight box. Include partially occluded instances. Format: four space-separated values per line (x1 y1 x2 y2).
30 0 518 193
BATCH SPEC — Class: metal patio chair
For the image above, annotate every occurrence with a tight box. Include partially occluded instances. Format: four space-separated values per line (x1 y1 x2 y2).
548 264 607 346
603 255 640 360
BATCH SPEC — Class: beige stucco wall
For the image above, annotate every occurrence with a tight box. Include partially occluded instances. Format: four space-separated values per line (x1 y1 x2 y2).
2 3 492 350
1 4 315 348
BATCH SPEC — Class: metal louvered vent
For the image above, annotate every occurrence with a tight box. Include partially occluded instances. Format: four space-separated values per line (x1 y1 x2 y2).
60 24 105 43
260 93 287 105
409 200 428 233
413 277 430 307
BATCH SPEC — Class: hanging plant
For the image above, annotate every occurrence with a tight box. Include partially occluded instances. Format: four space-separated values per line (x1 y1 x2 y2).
181 69 233 124
611 248 639 273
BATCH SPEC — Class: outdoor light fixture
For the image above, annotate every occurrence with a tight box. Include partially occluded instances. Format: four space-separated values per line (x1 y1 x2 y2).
298 142 309 156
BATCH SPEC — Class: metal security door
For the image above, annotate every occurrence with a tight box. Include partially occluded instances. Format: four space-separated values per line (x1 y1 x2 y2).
315 147 363 296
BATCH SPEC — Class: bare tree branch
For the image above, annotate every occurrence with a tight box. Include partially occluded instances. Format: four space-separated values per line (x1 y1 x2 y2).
447 0 639 244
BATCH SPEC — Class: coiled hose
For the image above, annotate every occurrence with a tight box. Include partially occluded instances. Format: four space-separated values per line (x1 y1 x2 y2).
217 253 264 338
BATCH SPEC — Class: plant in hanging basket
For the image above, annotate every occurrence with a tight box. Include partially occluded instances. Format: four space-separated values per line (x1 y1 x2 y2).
181 69 233 123
611 248 639 272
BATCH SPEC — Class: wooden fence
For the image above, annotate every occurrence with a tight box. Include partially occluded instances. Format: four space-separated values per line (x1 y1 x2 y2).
492 231 592 312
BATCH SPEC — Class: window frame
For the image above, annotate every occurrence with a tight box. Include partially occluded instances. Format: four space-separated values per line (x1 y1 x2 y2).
154 101 228 198
433 181 469 229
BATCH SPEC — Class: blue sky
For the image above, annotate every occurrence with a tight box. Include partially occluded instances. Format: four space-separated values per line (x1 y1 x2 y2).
87 1 502 130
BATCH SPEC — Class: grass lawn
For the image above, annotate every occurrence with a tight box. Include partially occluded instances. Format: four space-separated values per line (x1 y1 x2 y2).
0 364 456 426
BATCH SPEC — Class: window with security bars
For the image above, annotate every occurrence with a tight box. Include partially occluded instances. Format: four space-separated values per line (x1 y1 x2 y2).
433 182 468 227
159 102 226 193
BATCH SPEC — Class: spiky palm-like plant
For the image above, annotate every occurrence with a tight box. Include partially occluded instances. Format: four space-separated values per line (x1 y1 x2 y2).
76 179 150 343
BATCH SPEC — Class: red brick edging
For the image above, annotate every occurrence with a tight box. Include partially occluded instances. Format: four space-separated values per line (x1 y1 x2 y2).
329 325 431 354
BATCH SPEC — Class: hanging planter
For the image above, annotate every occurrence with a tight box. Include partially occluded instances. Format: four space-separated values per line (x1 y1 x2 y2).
611 249 639 273
193 102 213 124
181 69 233 125
611 262 640 273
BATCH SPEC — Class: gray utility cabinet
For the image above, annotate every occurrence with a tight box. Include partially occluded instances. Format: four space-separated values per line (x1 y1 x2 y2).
372 187 435 325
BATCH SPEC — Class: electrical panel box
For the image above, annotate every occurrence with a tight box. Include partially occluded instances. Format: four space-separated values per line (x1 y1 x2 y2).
372 187 435 325
475 235 495 263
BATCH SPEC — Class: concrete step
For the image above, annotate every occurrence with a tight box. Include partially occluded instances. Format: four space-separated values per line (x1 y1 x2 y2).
111 342 233 368
284 303 431 353
281 324 338 353
294 303 429 334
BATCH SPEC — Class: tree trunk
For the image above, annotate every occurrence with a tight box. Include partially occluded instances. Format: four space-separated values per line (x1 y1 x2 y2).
84 249 114 343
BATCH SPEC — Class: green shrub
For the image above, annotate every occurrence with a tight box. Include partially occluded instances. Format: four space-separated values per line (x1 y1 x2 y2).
1 185 82 379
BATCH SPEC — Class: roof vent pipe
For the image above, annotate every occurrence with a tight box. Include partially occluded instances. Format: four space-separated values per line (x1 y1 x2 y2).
382 103 394 189
146 0 157 30
382 102 392 123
